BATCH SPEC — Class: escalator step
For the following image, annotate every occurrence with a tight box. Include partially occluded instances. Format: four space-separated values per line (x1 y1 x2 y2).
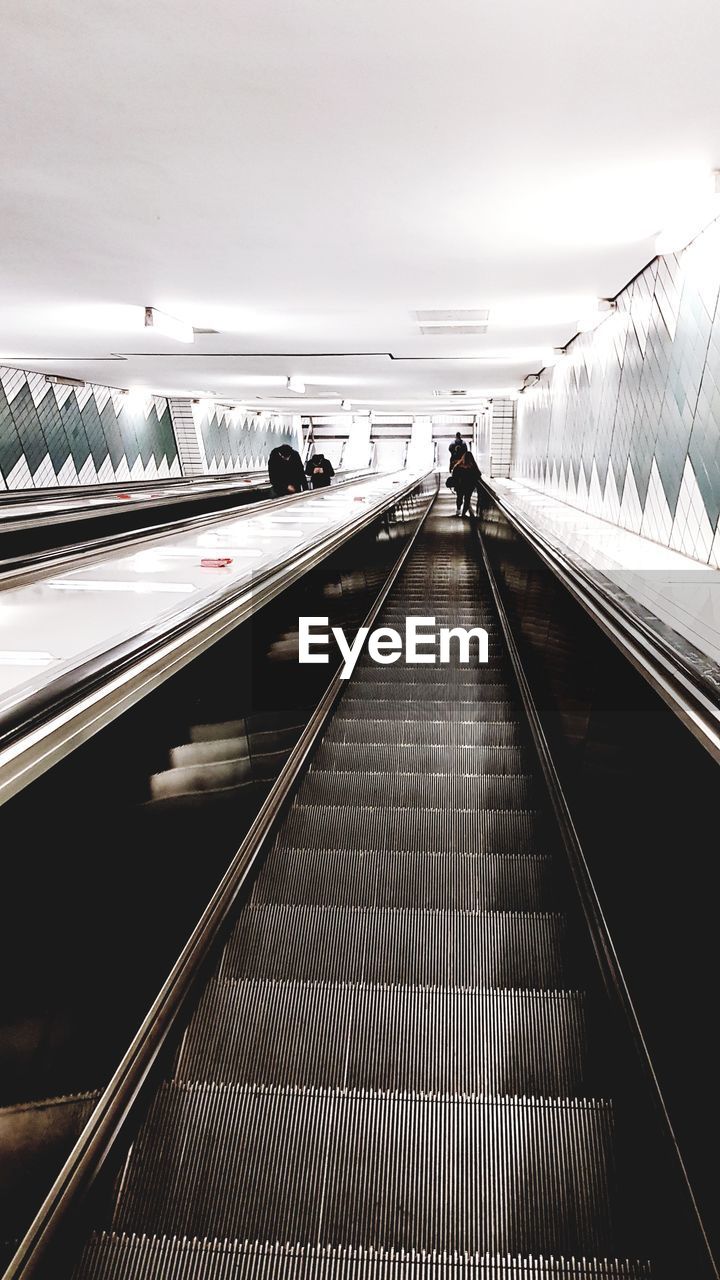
296 771 536 810
219 905 567 988
170 738 250 767
150 758 253 798
74 1233 653 1278
343 682 514 700
338 699 518 722
111 1083 616 1257
311 742 529 774
351 664 509 681
176 979 589 1096
252 849 556 910
280 804 547 855
324 719 523 746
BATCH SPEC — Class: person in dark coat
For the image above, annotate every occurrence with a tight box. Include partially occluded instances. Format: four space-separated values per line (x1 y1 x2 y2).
305 453 335 489
449 433 468 467
268 443 308 497
451 449 482 516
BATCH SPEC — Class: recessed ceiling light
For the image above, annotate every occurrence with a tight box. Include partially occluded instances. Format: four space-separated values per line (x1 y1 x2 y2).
144 306 194 344
576 299 616 333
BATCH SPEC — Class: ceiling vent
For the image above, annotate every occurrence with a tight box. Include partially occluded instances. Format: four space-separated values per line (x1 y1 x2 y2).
192 327 219 335
433 389 468 397
415 310 490 323
415 309 489 336
420 324 487 335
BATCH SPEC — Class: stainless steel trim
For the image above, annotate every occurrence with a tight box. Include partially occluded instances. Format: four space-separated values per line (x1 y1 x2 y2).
2 475 438 1280
0 472 430 805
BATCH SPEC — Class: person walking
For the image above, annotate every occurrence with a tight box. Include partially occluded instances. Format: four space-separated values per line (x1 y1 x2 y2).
448 432 468 467
451 449 482 517
305 452 335 489
267 443 308 496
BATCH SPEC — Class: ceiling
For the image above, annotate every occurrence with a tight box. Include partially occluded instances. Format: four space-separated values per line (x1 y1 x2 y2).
2 0 720 415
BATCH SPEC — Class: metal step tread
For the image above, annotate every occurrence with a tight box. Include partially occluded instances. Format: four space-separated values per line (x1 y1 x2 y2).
143 779 271 812
219 905 569 988
171 737 251 766
252 849 557 910
352 663 508 679
190 712 306 742
110 1083 618 1257
311 742 530 774
74 1233 653 1279
176 978 590 1096
344 682 514 699
150 758 253 797
296 771 536 810
337 699 519 722
324 720 523 746
279 804 547 855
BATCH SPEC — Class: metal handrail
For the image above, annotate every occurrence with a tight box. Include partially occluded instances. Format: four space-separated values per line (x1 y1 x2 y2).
0 468 374 582
3 472 439 1280
0 471 427 758
479 480 720 763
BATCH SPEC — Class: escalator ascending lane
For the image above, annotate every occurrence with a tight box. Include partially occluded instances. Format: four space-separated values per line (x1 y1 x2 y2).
74 493 653 1279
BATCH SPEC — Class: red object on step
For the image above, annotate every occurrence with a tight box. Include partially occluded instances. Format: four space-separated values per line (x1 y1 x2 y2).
200 557 233 568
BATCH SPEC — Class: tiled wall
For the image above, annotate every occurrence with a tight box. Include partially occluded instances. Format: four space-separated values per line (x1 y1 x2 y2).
193 403 300 473
489 398 515 478
0 364 305 491
513 218 720 566
0 366 179 489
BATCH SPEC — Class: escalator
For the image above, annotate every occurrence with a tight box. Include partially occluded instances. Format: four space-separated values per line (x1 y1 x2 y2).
62 490 707 1279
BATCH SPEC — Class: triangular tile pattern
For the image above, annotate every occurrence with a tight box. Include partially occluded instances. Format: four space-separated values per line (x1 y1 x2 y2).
0 365 179 490
194 404 297 474
618 459 643 535
514 218 720 565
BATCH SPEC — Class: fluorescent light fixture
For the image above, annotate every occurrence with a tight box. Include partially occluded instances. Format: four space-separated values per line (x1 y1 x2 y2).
656 170 720 255
489 296 598 327
44 374 85 388
287 376 306 394
125 386 151 409
144 306 194 344
0 650 55 666
541 349 565 368
576 299 616 333
48 579 195 594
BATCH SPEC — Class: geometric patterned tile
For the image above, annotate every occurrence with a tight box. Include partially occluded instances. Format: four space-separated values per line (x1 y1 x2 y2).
0 365 180 491
194 404 299 473
514 219 720 565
